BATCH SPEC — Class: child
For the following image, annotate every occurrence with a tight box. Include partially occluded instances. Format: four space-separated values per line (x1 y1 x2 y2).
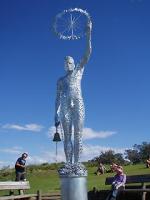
110 163 118 172
107 166 126 200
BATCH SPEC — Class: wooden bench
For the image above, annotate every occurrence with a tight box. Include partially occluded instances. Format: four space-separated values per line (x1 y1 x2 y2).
105 174 150 200
0 181 41 200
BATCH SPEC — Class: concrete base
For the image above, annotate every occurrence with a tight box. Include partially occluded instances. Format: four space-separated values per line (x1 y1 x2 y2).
60 175 88 200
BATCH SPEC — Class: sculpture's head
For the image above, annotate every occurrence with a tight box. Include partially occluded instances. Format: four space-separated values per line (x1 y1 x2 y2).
64 56 75 72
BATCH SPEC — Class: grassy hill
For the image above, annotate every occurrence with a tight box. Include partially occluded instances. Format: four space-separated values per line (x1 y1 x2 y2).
0 163 149 195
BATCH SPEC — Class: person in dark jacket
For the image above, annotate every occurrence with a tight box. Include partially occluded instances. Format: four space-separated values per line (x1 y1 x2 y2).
15 153 28 181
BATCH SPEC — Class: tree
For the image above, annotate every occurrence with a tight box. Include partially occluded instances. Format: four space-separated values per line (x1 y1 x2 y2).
90 150 125 165
125 149 141 164
98 150 116 164
114 153 125 165
134 142 150 161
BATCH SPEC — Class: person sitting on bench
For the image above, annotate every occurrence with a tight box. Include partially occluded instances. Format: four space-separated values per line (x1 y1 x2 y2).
96 162 106 175
110 163 118 172
146 156 150 168
107 165 126 200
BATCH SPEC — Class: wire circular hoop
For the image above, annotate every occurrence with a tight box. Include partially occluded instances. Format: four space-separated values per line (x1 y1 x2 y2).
53 8 91 40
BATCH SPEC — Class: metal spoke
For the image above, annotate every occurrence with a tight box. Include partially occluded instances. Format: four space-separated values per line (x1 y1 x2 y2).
73 14 82 24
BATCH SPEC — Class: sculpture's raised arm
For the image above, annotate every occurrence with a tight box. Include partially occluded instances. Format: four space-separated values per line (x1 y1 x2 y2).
79 20 92 68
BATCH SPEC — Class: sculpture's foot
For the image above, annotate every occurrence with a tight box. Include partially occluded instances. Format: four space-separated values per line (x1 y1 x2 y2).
58 162 87 176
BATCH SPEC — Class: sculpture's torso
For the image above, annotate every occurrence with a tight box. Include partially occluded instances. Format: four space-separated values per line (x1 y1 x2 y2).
58 66 85 121
60 67 83 104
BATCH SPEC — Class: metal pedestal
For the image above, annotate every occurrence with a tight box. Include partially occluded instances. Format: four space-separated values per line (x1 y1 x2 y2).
60 175 88 200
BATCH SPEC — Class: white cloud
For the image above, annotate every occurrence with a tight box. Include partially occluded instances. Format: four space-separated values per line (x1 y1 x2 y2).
0 161 8 169
0 147 23 155
81 144 126 161
0 161 14 169
48 126 57 139
27 150 65 165
42 149 65 163
83 128 116 140
2 123 44 132
0 161 6 165
26 144 126 165
27 156 50 165
0 144 127 168
48 126 116 140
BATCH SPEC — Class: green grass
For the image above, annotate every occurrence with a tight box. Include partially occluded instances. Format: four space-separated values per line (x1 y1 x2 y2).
87 164 150 190
0 163 150 196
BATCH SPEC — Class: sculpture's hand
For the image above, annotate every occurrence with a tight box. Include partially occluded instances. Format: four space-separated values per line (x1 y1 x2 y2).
55 114 60 127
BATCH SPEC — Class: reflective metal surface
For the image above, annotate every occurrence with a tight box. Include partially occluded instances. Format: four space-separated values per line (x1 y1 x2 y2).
58 162 87 176
55 22 92 166
60 175 88 200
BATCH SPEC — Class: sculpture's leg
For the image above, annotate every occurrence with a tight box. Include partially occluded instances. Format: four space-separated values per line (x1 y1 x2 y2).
73 101 85 163
61 119 73 164
74 129 82 163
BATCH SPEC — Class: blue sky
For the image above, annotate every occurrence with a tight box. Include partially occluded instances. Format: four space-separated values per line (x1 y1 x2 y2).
0 0 150 168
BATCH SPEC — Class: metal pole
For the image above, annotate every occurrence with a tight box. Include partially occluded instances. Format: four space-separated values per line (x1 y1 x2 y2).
56 141 58 163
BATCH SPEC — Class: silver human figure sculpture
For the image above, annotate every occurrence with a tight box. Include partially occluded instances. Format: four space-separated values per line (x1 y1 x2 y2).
55 21 92 167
